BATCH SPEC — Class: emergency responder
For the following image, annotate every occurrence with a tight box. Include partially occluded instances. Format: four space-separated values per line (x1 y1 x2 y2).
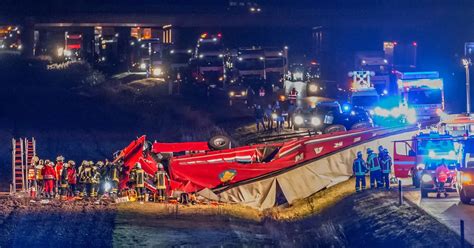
36 159 44 196
77 160 86 197
96 161 106 195
55 156 65 197
108 161 121 196
254 105 266 132
28 156 40 194
366 148 382 189
353 151 368 192
133 162 146 202
380 148 392 190
378 146 385 161
154 163 170 202
80 161 93 197
41 161 56 198
288 87 298 104
259 86 265 97
59 161 69 199
435 159 450 198
273 101 284 130
264 104 274 131
66 160 77 196
91 163 101 198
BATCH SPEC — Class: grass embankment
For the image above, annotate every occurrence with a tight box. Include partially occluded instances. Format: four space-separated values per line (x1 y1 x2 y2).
117 178 358 223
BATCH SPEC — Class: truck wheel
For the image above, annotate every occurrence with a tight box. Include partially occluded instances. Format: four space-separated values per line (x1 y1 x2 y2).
350 122 373 130
421 189 428 198
208 135 231 150
323 125 347 134
460 189 471 204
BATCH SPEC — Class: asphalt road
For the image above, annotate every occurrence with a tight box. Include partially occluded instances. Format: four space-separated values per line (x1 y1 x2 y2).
404 188 474 246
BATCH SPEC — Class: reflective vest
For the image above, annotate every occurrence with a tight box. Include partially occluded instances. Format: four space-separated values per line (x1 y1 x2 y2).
67 167 77 184
36 165 44 180
367 153 381 172
288 91 298 100
81 167 93 183
135 169 145 188
380 155 392 174
111 165 119 182
259 88 265 97
91 168 100 184
155 171 168 190
353 158 367 176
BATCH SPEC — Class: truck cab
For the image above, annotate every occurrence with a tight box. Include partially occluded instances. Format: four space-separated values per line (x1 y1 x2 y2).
458 138 474 204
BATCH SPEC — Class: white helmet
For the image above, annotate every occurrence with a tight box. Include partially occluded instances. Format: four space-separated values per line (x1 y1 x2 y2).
135 162 142 169
158 163 164 170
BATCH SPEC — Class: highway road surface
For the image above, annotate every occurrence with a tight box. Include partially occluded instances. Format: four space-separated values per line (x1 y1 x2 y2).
404 188 474 246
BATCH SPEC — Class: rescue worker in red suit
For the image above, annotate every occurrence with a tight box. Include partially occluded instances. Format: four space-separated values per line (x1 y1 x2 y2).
67 160 77 196
435 159 450 198
54 156 65 197
41 162 56 198
366 148 382 188
353 151 368 192
288 88 298 104
380 148 392 190
154 163 170 202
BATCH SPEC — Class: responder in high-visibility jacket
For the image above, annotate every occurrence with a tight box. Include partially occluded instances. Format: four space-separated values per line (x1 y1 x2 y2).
288 88 298 104
133 162 146 202
55 155 65 197
107 161 120 196
95 161 106 196
353 151 368 192
259 86 265 97
90 164 101 197
59 162 69 199
36 159 44 195
28 156 40 193
80 161 93 197
154 163 170 202
380 148 392 190
41 162 56 198
366 148 382 189
77 160 86 197
67 160 77 196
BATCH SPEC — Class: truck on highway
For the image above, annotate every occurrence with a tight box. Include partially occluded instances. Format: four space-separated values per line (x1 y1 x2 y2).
130 38 165 78
190 33 226 86
393 132 459 197
236 47 266 85
165 48 193 80
64 32 83 61
355 51 392 94
263 47 287 87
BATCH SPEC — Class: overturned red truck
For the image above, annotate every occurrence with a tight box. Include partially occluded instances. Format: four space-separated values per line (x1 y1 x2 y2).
114 126 415 197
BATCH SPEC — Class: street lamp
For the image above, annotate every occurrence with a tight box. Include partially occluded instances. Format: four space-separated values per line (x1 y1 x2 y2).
463 58 472 114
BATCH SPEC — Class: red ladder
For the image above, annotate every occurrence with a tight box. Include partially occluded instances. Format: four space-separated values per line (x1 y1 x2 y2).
11 138 36 193
12 138 25 192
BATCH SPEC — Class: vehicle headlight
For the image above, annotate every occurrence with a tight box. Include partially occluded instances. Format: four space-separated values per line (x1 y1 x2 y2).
294 116 304 125
311 117 321 126
279 95 286 101
272 113 278 120
241 91 247 96
308 84 318 92
63 50 72 57
428 150 436 158
153 67 162 76
421 174 433 183
462 174 472 184
229 91 235 97
140 63 147 70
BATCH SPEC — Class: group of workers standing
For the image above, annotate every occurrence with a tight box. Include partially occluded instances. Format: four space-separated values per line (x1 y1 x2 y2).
254 88 299 132
27 156 171 202
352 145 392 192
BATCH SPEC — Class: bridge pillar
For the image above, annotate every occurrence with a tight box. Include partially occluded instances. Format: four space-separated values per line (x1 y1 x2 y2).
116 27 132 68
20 19 35 58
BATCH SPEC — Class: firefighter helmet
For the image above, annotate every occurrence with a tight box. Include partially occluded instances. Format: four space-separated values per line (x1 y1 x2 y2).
367 148 373 154
31 156 40 164
56 155 64 162
158 163 164 170
357 151 362 158
135 162 142 169
96 161 104 167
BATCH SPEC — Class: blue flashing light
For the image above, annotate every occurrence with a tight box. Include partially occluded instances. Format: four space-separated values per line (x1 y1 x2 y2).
342 103 351 112
399 71 439 80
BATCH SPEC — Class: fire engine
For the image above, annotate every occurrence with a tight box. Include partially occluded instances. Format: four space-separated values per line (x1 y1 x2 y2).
393 132 459 197
190 33 226 86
